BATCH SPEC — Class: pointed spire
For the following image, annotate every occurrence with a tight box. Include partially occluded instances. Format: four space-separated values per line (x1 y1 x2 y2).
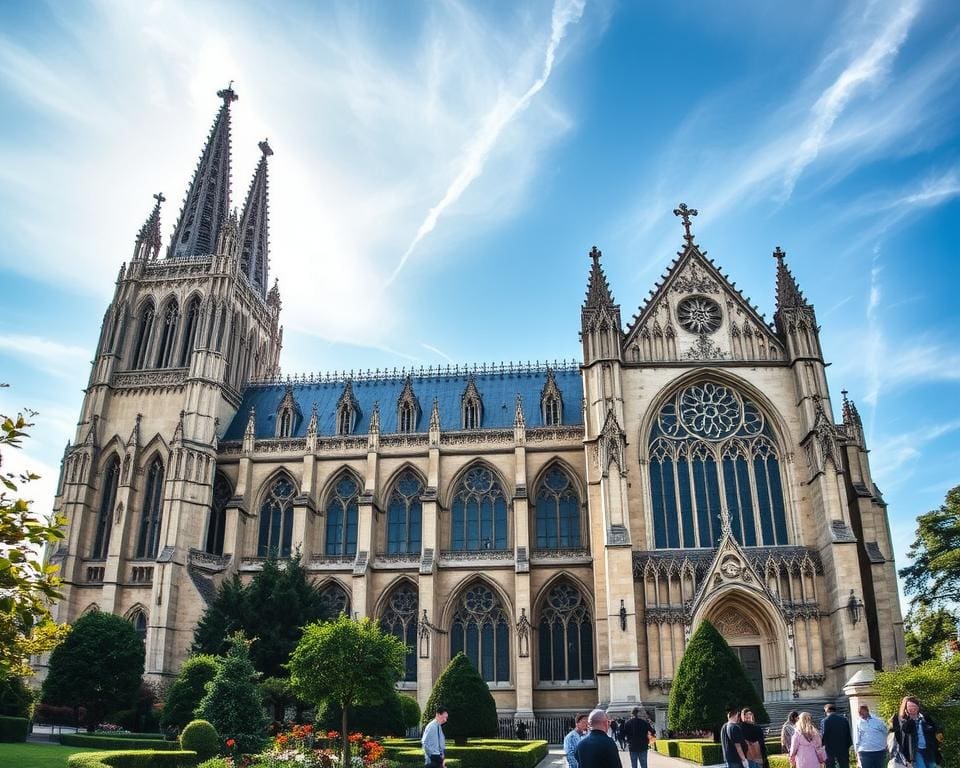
428 397 441 446
307 402 318 436
243 406 256 453
134 193 165 260
172 409 186 444
168 85 237 259
369 401 381 434
239 139 272 297
126 414 142 448
841 389 862 429
773 246 810 311
514 394 525 429
583 246 616 309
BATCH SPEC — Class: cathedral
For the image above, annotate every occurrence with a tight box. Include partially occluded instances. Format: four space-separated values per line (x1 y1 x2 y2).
49 87 905 728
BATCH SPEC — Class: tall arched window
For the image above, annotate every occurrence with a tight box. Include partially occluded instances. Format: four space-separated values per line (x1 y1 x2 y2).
325 473 359 556
534 465 581 550
380 583 418 681
136 457 165 558
205 472 232 555
537 582 594 684
279 411 292 438
451 466 507 551
91 457 120 559
450 583 510 683
387 470 423 554
129 608 148 644
648 381 789 548
131 301 155 369
179 295 202 366
258 475 296 558
320 582 350 616
461 377 483 430
155 299 180 368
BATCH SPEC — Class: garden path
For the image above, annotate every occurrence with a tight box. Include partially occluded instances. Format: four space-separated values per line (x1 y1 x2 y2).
537 744 694 768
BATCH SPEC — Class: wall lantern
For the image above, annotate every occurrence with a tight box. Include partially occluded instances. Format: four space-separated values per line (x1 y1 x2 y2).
619 599 627 631
846 590 863 625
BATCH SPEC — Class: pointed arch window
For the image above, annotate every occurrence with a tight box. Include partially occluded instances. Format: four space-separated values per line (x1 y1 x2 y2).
451 466 507 551
91 457 120 559
155 299 180 368
396 377 421 433
450 583 510 683
387 470 423 554
540 369 564 426
179 296 202 366
336 382 360 436
132 302 155 369
320 582 351 616
205 472 232 555
257 475 296 558
325 473 359 557
648 381 788 548
461 377 483 430
136 457 165 559
276 385 301 438
129 608 148 644
537 583 594 684
380 583 418 681
534 466 581 550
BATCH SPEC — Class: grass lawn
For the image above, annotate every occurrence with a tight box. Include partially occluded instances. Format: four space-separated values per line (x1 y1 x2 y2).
0 742 98 768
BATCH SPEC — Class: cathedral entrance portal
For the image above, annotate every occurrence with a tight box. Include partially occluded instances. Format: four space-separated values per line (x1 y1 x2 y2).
732 645 763 699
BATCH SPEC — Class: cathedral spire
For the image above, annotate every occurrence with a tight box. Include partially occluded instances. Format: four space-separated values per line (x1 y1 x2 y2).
168 85 237 259
773 246 811 312
583 246 616 309
134 193 165 261
238 139 272 297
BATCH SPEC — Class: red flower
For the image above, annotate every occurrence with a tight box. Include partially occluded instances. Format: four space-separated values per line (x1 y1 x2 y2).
226 738 236 748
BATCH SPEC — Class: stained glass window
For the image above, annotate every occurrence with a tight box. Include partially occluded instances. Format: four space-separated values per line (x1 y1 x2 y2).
450 584 510 683
537 583 593 683
325 473 359 556
387 470 422 554
154 300 180 368
451 466 507 551
257 475 296 557
534 466 581 550
205 472 232 555
135 457 165 558
91 457 120 559
131 302 155 369
380 583 418 681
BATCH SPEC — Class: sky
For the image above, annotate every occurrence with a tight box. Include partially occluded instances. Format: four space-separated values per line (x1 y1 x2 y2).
1 0 958 614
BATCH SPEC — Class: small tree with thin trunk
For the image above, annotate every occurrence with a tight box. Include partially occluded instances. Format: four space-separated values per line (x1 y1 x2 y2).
289 615 405 767
422 652 497 744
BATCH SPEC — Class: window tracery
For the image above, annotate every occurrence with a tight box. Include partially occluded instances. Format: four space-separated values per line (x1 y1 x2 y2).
387 470 422 554
179 296 202 366
155 299 180 368
540 368 564 426
320 582 350 616
450 583 510 683
91 457 120 559
257 475 296 558
275 384 301 438
534 465 580 550
135 457 165 559
128 608 147 644
537 583 594 684
649 381 788 548
380 583 418 681
131 301 155 370
451 466 507 551
336 380 360 436
325 473 359 556
205 472 232 555
461 376 483 430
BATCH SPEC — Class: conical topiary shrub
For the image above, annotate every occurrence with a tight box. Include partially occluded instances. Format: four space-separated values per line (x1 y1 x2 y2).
197 634 267 755
667 619 768 738
422 652 497 745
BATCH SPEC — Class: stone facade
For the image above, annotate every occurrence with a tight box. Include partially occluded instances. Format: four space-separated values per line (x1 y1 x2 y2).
47 91 905 724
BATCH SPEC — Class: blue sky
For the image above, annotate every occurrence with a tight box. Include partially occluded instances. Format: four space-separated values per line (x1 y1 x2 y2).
1 0 958 611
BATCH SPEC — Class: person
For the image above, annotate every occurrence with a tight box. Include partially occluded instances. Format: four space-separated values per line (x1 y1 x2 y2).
790 712 825 768
740 708 768 768
574 709 620 768
516 720 528 740
564 713 589 768
615 718 626 751
891 696 943 768
720 705 749 768
421 705 448 768
854 704 888 768
822 704 853 768
781 711 799 755
623 707 656 768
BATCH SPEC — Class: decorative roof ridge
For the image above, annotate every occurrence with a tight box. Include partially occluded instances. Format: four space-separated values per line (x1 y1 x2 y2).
245 359 583 387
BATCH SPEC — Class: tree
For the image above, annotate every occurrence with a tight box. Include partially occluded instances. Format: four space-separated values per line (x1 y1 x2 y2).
41 611 144 730
289 615 405 766
162 654 222 732
421 652 497 744
318 688 406 737
0 409 68 679
900 485 960 610
197 634 268 755
194 556 332 677
0 674 34 718
259 676 297 724
904 604 958 665
668 620 767 738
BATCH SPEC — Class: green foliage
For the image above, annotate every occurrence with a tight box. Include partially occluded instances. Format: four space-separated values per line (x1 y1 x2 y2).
382 740 547 768
195 760 228 768
0 409 68 680
115 680 162 734
259 677 299 724
674 741 722 765
0 675 33 717
60 735 175 750
162 655 222 731
193 557 333 678
42 611 145 730
197 635 267 756
0 715 29 742
904 604 958 664
180 720 220 761
421 653 497 742
667 620 767 736
318 687 406 737
289 615 405 766
65 750 198 768
900 485 960 609
398 695 420 730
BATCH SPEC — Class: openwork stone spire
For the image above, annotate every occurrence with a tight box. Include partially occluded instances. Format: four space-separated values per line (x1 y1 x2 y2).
773 246 810 311
168 85 237 259
583 246 616 309
134 193 165 261
239 139 272 297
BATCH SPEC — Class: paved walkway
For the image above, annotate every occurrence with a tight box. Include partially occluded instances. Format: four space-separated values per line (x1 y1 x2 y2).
537 745 694 768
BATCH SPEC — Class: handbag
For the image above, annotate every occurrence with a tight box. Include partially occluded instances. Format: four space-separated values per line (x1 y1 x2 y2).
815 745 827 763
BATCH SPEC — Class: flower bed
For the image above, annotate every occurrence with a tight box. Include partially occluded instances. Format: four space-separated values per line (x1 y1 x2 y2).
252 725 392 768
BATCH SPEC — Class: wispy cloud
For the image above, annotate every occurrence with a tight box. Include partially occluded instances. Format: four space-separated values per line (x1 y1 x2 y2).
870 419 960 484
420 342 456 364
0 334 89 380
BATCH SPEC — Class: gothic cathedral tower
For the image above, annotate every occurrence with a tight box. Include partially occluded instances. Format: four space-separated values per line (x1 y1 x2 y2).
50 87 282 677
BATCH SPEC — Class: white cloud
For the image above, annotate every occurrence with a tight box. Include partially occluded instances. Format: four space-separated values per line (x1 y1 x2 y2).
0 334 90 380
870 419 960 484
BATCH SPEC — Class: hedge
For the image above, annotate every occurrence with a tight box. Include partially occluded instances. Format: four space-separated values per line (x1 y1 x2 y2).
0 715 30 743
61 734 180 750
95 732 170 740
66 751 199 768
653 739 680 757
384 739 547 768
769 756 791 768
652 737 782 764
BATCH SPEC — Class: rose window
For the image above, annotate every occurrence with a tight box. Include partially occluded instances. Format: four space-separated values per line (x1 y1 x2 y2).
677 296 722 334
679 382 740 439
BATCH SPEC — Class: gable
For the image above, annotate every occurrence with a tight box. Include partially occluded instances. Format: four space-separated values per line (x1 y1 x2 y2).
623 244 784 364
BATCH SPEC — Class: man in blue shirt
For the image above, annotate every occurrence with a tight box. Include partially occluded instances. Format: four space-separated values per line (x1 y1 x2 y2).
422 706 448 768
564 713 588 768
854 705 888 768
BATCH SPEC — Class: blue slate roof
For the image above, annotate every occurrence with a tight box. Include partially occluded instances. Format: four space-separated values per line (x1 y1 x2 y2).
223 364 584 440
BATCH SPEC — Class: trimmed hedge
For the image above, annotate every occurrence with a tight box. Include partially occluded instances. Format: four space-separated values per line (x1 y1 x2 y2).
195 760 229 768
95 732 169 739
61 733 179 750
0 715 30 743
676 740 723 764
180 720 220 761
384 739 547 768
653 739 680 757
66 751 199 768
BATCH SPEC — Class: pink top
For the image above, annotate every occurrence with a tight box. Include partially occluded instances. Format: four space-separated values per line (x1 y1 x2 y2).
790 730 824 768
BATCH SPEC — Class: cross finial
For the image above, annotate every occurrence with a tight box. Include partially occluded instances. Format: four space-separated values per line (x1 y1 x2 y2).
259 138 273 157
673 203 698 244
841 389 849 402
773 246 786 261
153 192 165 206
217 82 238 106
589 245 601 263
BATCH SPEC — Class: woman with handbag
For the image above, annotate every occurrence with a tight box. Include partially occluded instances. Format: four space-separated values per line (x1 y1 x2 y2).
790 712 827 768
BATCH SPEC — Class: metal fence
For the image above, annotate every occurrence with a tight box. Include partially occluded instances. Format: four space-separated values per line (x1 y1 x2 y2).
498 714 574 744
